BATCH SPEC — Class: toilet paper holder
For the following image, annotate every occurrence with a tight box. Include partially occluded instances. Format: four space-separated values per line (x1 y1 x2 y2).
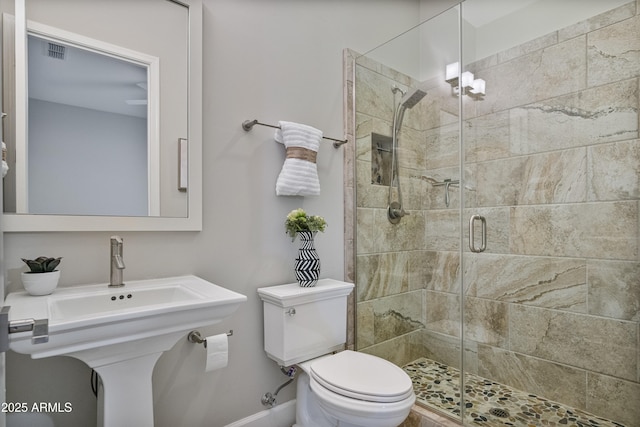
187 330 233 348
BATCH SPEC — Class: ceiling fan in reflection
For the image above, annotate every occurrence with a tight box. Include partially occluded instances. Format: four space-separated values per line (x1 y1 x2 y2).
125 82 147 105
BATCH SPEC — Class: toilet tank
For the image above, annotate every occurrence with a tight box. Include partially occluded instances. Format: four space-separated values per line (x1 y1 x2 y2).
257 279 354 367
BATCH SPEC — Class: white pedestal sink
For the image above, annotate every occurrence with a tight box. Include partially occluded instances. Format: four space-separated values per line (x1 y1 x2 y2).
5 275 247 427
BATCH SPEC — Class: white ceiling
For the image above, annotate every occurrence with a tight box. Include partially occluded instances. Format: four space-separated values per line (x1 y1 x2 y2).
28 34 148 118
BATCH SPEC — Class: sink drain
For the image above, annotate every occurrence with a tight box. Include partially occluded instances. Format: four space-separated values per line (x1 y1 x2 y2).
489 408 510 418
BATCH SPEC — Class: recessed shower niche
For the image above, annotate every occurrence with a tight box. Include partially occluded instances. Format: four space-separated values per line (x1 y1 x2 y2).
371 133 392 185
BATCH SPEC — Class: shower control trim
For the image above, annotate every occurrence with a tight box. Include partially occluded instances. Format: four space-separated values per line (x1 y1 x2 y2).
388 202 409 224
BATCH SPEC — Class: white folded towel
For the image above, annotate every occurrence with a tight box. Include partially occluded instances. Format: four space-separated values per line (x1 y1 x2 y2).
274 121 322 196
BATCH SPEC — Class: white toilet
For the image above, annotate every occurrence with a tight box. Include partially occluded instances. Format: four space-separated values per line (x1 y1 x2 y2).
257 279 415 427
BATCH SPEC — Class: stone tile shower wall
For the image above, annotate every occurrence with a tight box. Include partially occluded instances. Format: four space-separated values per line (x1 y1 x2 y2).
349 3 640 426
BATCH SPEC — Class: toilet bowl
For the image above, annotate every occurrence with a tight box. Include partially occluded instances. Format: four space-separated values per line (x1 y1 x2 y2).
294 350 415 427
257 280 415 427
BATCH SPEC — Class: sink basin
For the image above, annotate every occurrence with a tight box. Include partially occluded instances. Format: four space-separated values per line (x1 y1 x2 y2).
6 275 246 360
49 284 201 321
4 275 247 427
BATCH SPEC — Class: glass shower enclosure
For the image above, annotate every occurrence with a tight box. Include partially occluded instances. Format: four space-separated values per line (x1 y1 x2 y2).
349 1 639 426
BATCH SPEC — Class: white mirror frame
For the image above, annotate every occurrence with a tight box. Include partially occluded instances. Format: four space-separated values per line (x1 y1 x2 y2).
3 0 202 232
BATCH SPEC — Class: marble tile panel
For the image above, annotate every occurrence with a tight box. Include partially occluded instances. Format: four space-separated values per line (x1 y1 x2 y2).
558 2 636 42
509 79 638 155
588 259 640 321
497 31 558 63
421 330 466 372
425 121 459 170
354 65 397 121
354 55 415 89
398 170 427 211
586 372 640 427
355 207 376 254
424 250 460 293
355 112 392 162
343 49 358 84
425 291 460 338
424 209 460 252
465 254 587 313
360 333 412 367
587 14 640 87
343 187 354 243
397 126 426 171
346 292 355 349
476 148 587 206
509 305 637 380
509 201 638 260
461 164 478 210
354 113 372 161
407 250 429 292
355 300 374 349
424 82 461 130
470 53 498 74
477 345 587 410
356 159 387 208
356 252 409 302
372 291 424 344
398 411 421 427
463 296 509 348
588 139 640 201
375 208 426 252
477 36 586 116
464 110 510 163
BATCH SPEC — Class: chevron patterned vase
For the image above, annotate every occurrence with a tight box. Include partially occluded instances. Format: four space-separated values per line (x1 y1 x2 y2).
294 231 320 287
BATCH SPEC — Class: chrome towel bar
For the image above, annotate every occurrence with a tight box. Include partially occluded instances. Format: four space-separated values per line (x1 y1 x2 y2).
242 119 348 148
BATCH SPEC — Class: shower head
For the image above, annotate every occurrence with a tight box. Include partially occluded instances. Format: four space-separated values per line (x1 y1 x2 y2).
400 88 427 109
393 87 427 137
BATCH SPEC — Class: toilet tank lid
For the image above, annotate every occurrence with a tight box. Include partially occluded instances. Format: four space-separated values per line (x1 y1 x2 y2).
257 279 354 307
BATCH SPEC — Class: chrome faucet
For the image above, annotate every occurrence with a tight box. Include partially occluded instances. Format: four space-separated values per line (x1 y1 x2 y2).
109 236 125 287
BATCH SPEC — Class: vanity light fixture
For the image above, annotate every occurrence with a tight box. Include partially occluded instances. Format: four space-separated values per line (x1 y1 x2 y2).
445 62 459 85
468 78 486 99
445 62 486 100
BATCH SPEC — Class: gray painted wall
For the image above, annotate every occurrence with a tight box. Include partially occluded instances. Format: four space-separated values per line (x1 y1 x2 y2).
3 0 446 426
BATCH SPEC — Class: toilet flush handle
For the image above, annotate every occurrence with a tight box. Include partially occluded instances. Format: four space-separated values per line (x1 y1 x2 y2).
286 308 296 316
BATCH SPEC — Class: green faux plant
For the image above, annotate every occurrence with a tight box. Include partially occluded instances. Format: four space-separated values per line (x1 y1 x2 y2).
285 208 327 241
21 256 62 273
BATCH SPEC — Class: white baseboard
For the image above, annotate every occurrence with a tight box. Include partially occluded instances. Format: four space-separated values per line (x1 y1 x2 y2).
224 400 296 427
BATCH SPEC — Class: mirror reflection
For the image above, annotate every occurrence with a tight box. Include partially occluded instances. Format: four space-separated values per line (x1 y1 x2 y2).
25 33 154 216
3 0 189 219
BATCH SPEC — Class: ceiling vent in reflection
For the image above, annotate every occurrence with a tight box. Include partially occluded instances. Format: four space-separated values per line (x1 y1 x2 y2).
47 42 66 60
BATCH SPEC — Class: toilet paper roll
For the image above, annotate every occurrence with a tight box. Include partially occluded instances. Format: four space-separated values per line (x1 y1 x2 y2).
205 333 228 372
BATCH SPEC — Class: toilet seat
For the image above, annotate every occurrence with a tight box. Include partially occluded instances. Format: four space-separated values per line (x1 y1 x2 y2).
309 350 414 403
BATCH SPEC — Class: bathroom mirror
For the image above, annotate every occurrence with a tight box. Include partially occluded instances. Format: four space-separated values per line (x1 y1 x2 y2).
2 0 202 231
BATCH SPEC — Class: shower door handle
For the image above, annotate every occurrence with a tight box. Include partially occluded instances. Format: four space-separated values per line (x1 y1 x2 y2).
469 215 487 253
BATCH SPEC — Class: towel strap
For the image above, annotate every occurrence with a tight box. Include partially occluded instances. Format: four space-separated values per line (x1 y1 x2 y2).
286 147 317 163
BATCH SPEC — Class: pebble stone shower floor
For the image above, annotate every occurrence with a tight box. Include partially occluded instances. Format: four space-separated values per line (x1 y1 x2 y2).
403 358 626 427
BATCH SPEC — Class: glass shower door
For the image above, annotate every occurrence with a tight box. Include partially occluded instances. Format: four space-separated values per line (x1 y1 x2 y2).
351 4 465 424
460 1 639 425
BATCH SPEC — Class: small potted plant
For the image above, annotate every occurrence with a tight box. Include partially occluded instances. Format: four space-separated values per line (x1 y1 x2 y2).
21 256 62 296
285 208 327 241
285 209 327 287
